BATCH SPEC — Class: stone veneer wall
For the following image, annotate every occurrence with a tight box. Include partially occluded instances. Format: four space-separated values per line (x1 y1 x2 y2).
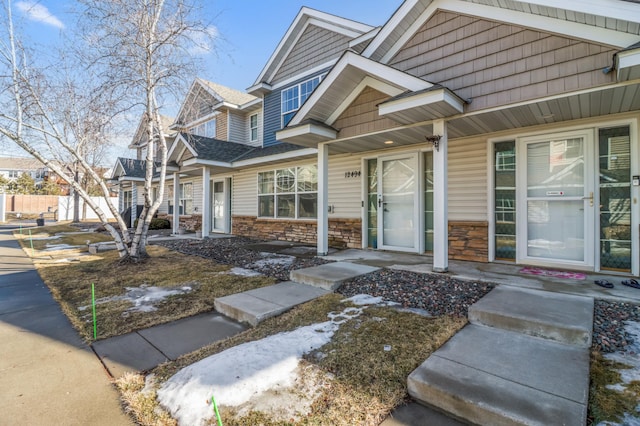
232 216 362 249
156 213 202 231
448 221 489 262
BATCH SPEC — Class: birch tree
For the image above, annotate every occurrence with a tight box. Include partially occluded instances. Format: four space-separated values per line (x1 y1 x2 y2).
0 0 214 261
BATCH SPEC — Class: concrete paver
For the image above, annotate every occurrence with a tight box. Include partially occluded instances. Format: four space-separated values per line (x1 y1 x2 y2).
215 281 329 326
92 332 169 378
381 403 466 426
0 225 132 425
469 285 594 347
290 261 380 290
137 312 246 359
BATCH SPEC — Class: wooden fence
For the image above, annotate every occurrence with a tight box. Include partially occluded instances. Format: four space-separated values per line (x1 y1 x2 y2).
4 195 59 214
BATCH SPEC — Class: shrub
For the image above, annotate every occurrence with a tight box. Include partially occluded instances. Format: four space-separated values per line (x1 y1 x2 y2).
133 218 171 230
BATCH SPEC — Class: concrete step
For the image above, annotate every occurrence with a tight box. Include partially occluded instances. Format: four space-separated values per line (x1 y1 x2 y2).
289 261 379 291
214 281 329 326
468 286 594 347
408 324 589 426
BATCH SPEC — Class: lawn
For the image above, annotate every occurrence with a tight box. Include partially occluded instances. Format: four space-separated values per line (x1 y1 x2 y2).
15 224 276 341
118 294 467 426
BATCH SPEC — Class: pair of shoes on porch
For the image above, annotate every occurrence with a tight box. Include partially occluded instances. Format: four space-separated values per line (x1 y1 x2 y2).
594 279 640 289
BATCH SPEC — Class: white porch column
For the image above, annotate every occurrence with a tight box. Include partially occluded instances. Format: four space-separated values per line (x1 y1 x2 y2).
317 142 329 255
201 167 211 237
0 193 6 223
131 184 138 226
172 172 180 234
432 120 449 272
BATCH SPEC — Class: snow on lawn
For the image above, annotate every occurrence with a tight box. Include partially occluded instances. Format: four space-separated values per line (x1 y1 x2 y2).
157 295 384 426
249 253 295 268
599 321 640 426
227 267 263 277
78 284 194 313
43 243 82 251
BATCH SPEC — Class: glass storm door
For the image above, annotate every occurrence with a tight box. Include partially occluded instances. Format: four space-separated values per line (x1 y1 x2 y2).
212 181 225 232
378 154 418 251
518 131 595 267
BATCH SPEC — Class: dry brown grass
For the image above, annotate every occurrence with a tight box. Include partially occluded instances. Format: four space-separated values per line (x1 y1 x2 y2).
116 373 176 426
20 225 276 341
149 295 466 426
14 223 113 253
589 351 640 424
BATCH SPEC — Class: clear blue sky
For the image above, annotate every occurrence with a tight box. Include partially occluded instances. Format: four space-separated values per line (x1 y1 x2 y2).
14 0 402 91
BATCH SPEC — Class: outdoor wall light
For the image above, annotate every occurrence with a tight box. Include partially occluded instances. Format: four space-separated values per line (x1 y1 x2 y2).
425 135 442 151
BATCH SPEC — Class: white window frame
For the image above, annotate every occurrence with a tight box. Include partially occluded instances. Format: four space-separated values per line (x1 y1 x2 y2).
250 113 258 142
190 119 216 139
281 75 322 127
168 182 193 215
257 165 318 219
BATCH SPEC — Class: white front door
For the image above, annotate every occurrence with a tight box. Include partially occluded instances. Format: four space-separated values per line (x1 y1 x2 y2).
377 153 419 252
517 130 596 268
211 180 227 233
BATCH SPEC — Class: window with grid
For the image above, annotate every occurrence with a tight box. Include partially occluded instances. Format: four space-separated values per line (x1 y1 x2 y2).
168 182 193 215
250 114 258 142
258 166 317 219
281 76 322 127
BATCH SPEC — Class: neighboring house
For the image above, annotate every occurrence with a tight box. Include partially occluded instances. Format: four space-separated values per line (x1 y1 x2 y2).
116 1 640 277
0 156 49 187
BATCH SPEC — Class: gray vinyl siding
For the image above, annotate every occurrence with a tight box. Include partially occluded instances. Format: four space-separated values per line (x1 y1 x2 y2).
263 69 329 147
271 25 351 85
389 11 617 112
227 110 246 144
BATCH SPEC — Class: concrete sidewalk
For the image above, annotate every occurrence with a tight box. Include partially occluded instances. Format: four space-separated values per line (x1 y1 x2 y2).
0 224 132 426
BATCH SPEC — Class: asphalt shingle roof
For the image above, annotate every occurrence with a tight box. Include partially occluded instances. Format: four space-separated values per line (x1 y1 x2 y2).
198 79 257 106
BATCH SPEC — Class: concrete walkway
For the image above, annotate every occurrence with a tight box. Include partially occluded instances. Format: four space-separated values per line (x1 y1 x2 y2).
0 224 132 425
408 286 593 425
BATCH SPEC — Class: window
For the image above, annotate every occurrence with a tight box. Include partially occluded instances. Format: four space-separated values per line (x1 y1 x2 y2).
8 170 19 178
494 141 516 260
281 76 322 126
168 182 193 215
258 165 317 219
123 190 133 211
190 119 216 138
250 114 258 142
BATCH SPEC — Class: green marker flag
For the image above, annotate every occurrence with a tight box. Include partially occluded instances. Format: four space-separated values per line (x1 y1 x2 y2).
28 229 34 256
211 394 223 426
91 283 97 340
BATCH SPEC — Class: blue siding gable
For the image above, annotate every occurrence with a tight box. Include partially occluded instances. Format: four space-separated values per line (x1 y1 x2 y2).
262 68 330 147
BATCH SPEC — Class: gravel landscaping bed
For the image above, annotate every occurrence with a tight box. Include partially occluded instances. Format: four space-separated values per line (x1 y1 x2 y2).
158 237 640 353
593 299 640 353
338 269 495 317
156 237 332 281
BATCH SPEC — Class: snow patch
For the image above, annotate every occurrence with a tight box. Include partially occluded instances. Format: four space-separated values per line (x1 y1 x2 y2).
157 297 391 426
250 254 295 268
228 267 263 277
78 284 194 313
342 294 400 307
30 235 61 241
43 243 81 251
599 321 640 426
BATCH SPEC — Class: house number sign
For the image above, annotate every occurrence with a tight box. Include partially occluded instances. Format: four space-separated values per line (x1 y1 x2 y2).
344 170 361 178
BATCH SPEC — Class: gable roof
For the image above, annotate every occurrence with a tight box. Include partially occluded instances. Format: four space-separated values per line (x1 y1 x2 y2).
0 156 47 171
129 114 175 149
249 7 374 90
363 0 640 63
198 79 257 106
175 79 259 127
112 158 147 180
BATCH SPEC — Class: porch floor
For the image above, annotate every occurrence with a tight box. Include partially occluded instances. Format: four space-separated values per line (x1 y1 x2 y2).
322 249 640 304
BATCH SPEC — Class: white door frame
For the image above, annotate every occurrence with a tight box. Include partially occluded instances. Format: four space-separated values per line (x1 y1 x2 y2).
211 177 231 234
377 152 420 252
516 129 596 270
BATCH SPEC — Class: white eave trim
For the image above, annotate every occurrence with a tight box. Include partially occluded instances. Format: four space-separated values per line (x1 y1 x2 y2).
167 134 198 160
617 48 640 81
378 89 465 117
349 27 381 49
251 7 373 87
247 82 273 96
182 158 232 168
232 147 319 168
276 122 338 142
289 51 432 127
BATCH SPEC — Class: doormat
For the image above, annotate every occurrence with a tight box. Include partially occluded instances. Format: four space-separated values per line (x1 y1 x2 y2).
519 267 587 280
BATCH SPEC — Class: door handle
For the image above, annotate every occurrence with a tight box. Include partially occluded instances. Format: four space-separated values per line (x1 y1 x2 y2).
581 192 594 207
